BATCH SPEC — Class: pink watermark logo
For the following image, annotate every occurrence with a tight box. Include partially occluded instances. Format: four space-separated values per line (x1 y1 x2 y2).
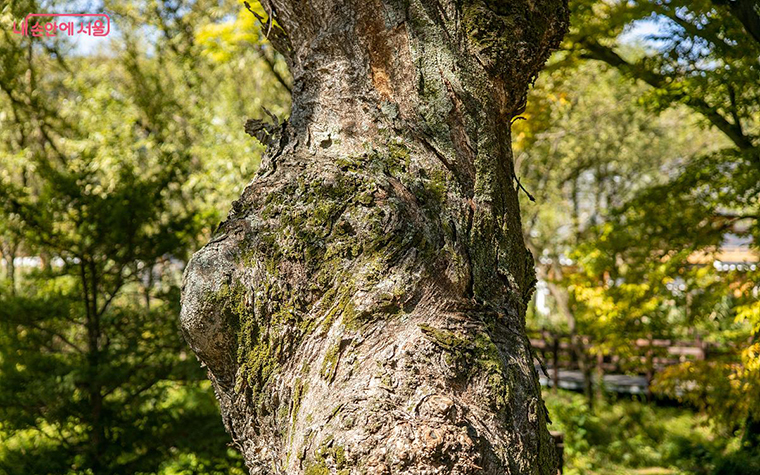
12 13 111 37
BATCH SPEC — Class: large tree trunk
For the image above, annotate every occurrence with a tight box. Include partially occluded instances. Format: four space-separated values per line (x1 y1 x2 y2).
180 1 568 473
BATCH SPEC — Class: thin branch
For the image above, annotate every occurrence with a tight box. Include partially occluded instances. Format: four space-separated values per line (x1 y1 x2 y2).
22 321 85 354
254 45 292 94
727 84 743 137
514 174 536 202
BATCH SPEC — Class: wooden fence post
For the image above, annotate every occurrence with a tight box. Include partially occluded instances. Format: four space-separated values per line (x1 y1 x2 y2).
645 334 654 400
552 335 560 390
540 328 549 367
550 431 564 474
595 350 604 399
697 335 708 361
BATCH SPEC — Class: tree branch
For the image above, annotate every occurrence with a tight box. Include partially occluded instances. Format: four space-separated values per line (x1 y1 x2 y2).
712 0 760 45
254 45 292 94
579 40 756 151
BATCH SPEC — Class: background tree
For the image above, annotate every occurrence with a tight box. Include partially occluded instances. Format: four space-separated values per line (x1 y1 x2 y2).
514 57 728 406
518 0 760 452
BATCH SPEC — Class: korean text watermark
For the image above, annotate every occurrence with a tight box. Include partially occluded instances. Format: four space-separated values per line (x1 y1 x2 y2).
13 13 111 37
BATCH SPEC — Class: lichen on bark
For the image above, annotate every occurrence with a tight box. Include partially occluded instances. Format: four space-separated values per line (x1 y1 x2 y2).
180 0 568 473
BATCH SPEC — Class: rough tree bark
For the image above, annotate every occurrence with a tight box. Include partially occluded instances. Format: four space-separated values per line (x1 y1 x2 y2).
180 1 568 473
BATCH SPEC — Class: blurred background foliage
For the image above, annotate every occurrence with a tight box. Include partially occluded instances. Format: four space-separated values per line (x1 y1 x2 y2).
0 0 288 473
0 0 758 474
515 0 759 473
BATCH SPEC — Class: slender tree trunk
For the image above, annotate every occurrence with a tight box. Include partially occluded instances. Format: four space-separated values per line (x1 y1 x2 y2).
544 279 594 409
1 238 18 295
181 1 568 473
570 174 581 244
743 411 760 450
526 238 595 410
144 263 153 311
82 259 105 472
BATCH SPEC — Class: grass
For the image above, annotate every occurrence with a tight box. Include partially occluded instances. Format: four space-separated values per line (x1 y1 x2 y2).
543 389 760 475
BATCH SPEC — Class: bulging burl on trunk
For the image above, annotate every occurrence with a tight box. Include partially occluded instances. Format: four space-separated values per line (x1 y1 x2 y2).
180 0 568 473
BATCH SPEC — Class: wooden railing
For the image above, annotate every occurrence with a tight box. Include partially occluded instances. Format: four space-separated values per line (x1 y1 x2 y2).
527 330 730 393
532 332 737 474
